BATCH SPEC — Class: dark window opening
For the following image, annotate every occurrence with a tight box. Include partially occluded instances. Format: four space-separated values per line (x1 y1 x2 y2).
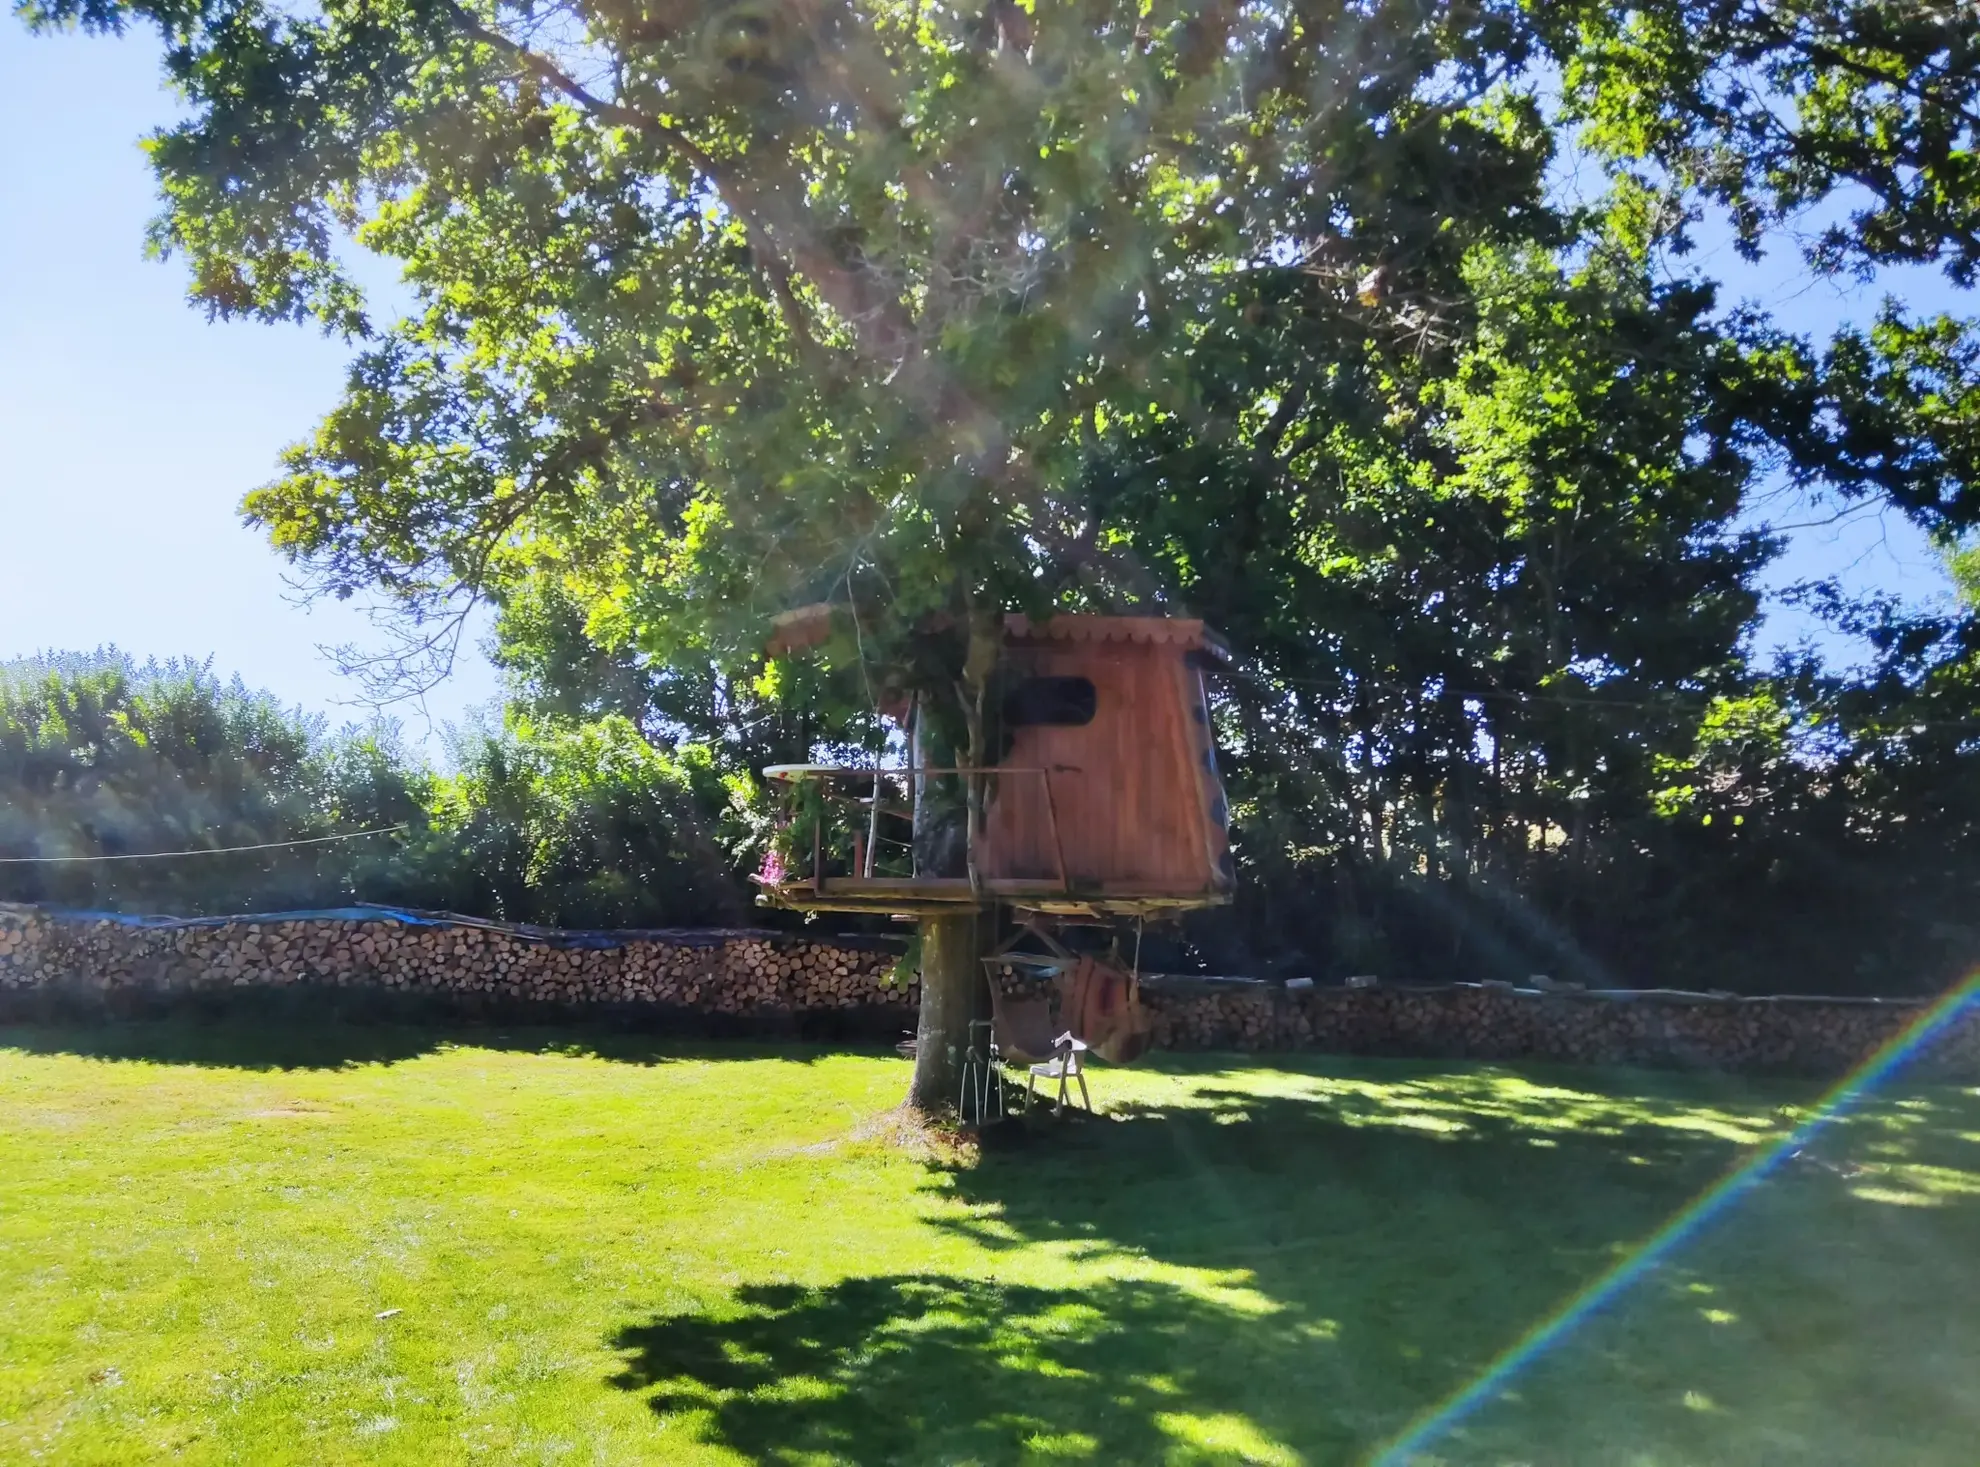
1003 675 1097 728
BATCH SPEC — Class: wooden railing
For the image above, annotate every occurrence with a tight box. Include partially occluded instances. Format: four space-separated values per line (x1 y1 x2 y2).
760 763 1076 895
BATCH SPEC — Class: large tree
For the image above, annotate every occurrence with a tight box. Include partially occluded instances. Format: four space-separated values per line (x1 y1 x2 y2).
25 0 1980 1077
24 0 1562 1101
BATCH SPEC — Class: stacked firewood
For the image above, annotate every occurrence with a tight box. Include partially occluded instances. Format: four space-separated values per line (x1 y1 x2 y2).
1144 979 1980 1077
7 905 1978 1077
1140 986 1280 1051
0 906 910 1013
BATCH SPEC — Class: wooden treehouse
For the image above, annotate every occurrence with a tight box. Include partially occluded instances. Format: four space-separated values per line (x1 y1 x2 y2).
754 615 1235 922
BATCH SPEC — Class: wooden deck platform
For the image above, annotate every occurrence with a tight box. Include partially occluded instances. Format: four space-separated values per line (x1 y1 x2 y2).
752 875 1230 921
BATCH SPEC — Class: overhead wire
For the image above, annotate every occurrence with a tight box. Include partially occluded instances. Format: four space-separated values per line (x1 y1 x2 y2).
0 825 409 865
1250 665 1980 732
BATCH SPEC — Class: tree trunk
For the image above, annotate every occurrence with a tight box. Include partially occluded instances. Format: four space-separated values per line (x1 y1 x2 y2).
958 605 1001 898
909 909 983 1112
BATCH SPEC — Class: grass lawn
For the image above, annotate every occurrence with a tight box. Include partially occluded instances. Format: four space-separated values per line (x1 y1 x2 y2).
3 1018 1978 1464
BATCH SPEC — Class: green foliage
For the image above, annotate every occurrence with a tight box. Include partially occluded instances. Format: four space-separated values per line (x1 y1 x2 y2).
885 932 922 989
0 650 426 913
403 713 758 928
0 654 756 929
1941 535 1980 610
21 0 1584 716
1650 691 1794 820
1550 1 1980 286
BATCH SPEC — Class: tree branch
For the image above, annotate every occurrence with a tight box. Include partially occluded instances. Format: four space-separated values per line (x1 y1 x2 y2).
435 0 860 365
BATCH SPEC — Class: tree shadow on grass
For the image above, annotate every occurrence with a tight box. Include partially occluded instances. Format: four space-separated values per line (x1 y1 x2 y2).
0 987 908 1070
958 1061 1980 1464
936 1058 1791 1295
609 1057 1980 1463
612 1273 1339 1465
606 1067 1769 1463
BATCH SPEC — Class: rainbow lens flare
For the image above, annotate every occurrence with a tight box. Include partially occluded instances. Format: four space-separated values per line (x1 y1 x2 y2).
1373 971 1980 1466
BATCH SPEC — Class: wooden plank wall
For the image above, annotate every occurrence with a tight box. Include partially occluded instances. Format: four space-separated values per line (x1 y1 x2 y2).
980 640 1218 892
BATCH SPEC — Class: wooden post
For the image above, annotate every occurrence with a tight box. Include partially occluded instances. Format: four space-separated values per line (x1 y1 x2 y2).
908 696 922 878
864 767 882 879
909 909 982 1112
1039 769 1070 892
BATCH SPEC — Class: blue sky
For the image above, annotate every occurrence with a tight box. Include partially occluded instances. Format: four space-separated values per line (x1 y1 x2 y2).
0 25 499 744
0 23 1968 747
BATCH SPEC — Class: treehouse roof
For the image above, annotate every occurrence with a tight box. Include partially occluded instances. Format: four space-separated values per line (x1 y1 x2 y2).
1003 614 1229 657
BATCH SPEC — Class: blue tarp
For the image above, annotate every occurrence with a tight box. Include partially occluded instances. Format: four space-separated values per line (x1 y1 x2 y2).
20 905 446 930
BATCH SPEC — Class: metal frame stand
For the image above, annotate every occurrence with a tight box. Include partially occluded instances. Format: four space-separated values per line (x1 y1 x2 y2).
957 1018 1005 1125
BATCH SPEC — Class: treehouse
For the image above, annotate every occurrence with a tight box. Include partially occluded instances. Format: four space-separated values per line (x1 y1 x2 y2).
755 614 1235 921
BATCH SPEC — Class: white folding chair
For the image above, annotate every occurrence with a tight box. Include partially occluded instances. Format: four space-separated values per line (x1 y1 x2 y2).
1026 1031 1091 1116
